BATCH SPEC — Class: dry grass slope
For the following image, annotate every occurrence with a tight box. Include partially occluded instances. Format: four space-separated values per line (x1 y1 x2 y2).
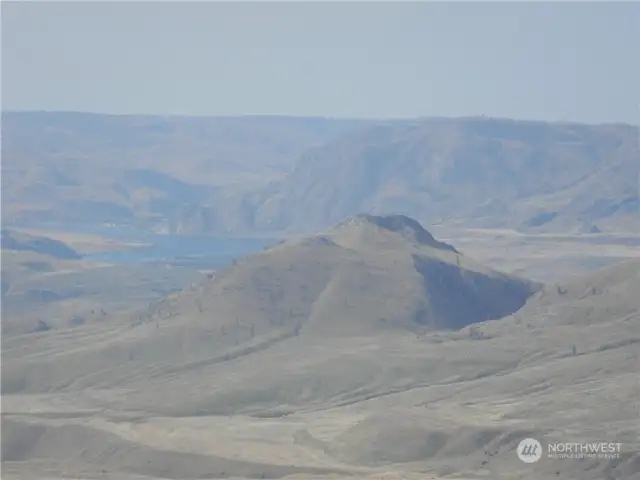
2 217 638 480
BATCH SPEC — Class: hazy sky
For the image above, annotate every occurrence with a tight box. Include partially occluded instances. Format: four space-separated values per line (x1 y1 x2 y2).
2 1 639 123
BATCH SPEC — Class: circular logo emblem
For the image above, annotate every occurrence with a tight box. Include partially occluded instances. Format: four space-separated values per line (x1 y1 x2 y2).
517 437 542 463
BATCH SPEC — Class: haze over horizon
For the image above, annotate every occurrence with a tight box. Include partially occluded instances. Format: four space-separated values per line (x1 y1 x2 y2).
3 1 639 124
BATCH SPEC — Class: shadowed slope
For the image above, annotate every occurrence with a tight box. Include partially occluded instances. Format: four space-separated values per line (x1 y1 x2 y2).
1 254 638 480
137 214 538 336
1 214 538 402
247 119 638 234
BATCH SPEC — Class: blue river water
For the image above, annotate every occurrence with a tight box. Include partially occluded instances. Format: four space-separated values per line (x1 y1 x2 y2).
20 223 279 268
87 234 277 265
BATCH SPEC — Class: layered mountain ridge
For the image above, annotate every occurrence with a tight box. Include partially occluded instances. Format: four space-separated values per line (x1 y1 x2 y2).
3 113 638 235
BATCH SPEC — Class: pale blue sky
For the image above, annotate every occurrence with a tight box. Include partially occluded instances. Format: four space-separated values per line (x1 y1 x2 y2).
2 2 639 123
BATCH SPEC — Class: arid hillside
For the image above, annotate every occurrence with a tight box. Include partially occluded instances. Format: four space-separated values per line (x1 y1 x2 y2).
2 217 637 480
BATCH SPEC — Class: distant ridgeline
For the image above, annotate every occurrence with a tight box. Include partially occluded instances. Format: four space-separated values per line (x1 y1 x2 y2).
1 229 81 259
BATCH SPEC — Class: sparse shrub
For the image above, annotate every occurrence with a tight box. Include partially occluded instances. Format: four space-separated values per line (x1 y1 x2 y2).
34 319 51 332
69 315 85 327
